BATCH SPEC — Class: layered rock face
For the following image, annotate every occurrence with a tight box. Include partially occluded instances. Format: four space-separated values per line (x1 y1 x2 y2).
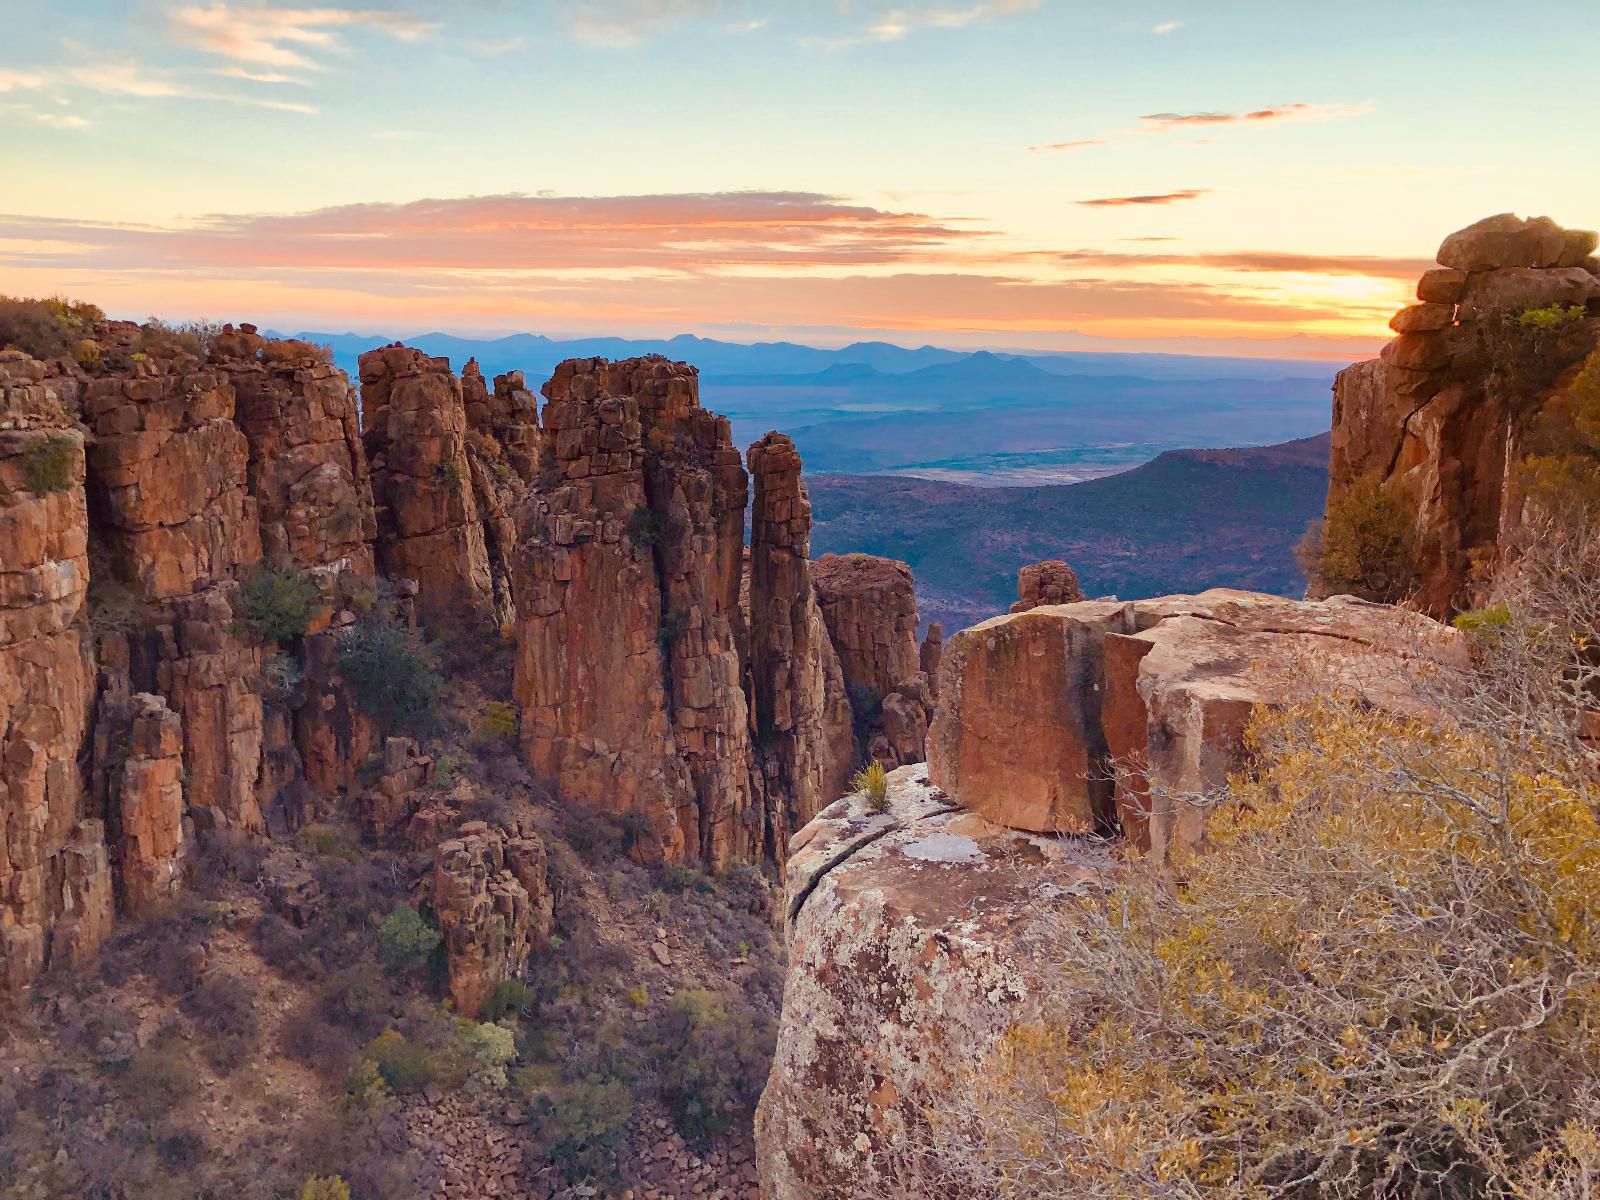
1010 558 1085 612
747 433 856 855
220 326 375 576
512 357 760 868
360 345 494 625
1327 213 1600 617
810 554 920 705
0 354 112 991
432 817 553 1017
112 693 186 914
763 591 1467 1197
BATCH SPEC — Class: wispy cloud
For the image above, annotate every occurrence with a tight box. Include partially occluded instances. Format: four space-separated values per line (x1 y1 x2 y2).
1077 189 1210 207
0 70 49 92
1137 101 1372 130
32 110 92 130
1151 19 1181 33
562 0 722 46
1051 248 1434 278
166 5 439 70
1028 138 1104 153
4 55 320 114
208 65 310 85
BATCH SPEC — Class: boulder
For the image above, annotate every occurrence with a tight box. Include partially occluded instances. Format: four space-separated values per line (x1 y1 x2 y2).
928 601 1133 833
114 694 187 913
1437 212 1572 271
1416 267 1467 304
1010 559 1084 612
1456 266 1596 317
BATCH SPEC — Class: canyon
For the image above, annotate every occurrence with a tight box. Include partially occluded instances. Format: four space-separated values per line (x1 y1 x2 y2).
1 212 1597 1198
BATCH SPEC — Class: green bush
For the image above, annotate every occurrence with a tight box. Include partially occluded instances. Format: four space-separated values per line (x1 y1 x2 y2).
529 1076 634 1183
434 458 465 493
481 979 534 1023
335 611 444 734
0 294 102 359
240 566 321 643
645 989 776 1143
376 906 441 975
461 1021 517 1089
476 700 518 744
1472 302 1592 417
19 436 76 494
362 1030 436 1093
1521 348 1600 518
1300 475 1420 603
627 505 681 547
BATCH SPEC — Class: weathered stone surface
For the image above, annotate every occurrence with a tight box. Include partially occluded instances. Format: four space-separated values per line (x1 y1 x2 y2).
918 623 943 696
219 330 375 575
83 358 262 601
0 356 113 992
360 345 494 625
1010 559 1085 612
1105 592 1460 856
464 360 540 485
873 678 933 769
513 357 759 867
928 601 1134 833
293 628 375 802
1437 212 1575 271
433 817 552 1016
462 363 525 628
811 555 920 709
755 767 1113 1200
1389 302 1455 334
359 736 433 837
114 693 186 913
1326 213 1600 617
1456 266 1596 317
747 432 855 857
1416 267 1467 304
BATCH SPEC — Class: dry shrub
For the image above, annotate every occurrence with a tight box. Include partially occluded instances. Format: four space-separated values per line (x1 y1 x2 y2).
1301 474 1421 603
1522 348 1600 520
917 519 1600 1199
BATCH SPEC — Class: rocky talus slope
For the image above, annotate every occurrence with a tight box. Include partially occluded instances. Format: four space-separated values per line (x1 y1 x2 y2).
1328 213 1600 616
756 590 1467 1199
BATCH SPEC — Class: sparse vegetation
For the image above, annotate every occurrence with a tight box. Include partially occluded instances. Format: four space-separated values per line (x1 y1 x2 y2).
1521 347 1600 519
239 564 322 643
1298 474 1420 603
909 518 1600 1199
376 905 441 975
851 759 891 811
1472 302 1592 417
299 1176 352 1200
0 294 103 360
434 457 466 492
18 435 76 494
335 607 444 734
628 504 682 547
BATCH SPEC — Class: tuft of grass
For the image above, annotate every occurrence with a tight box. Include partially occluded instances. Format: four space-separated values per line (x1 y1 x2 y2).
851 760 891 812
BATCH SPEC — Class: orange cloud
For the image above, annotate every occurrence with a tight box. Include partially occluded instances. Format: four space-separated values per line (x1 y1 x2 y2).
1076 189 1210 207
1027 139 1105 153
1049 249 1433 279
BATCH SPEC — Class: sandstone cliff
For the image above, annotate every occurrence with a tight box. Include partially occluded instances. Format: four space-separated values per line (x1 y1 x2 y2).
1326 213 1600 616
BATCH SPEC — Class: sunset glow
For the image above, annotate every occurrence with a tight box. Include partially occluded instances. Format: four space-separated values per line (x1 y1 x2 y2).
2 1 1595 356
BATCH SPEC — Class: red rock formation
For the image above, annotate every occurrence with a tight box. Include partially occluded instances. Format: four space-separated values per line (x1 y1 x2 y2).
1010 558 1085 612
747 433 855 854
512 357 759 868
929 589 1463 848
810 554 920 706
1327 213 1600 617
114 693 186 913
929 601 1131 833
359 736 433 838
359 345 494 625
918 623 943 695
0 353 114 991
463 359 541 485
218 327 375 576
462 359 526 627
432 817 553 1016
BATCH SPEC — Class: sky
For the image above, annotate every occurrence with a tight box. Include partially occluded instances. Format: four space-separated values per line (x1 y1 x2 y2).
0 0 1596 359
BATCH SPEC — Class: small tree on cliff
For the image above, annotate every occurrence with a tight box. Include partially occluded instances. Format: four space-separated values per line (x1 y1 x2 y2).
1521 347 1600 519
908 518 1600 1200
1298 475 1420 604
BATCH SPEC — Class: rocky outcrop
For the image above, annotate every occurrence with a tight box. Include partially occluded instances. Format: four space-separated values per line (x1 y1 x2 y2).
463 361 541 485
112 693 186 914
512 357 760 868
83 356 262 601
747 433 855 856
918 623 943 696
1010 558 1084 612
928 600 1132 834
810 554 920 708
755 767 1109 1200
760 593 1467 1197
930 589 1461 847
359 736 434 838
1327 213 1600 617
432 818 553 1017
217 326 375 576
461 360 525 627
0 354 113 991
360 345 494 625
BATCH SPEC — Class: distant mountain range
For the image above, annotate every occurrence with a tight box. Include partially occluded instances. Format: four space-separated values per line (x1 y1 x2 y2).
808 433 1332 634
282 328 1339 486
